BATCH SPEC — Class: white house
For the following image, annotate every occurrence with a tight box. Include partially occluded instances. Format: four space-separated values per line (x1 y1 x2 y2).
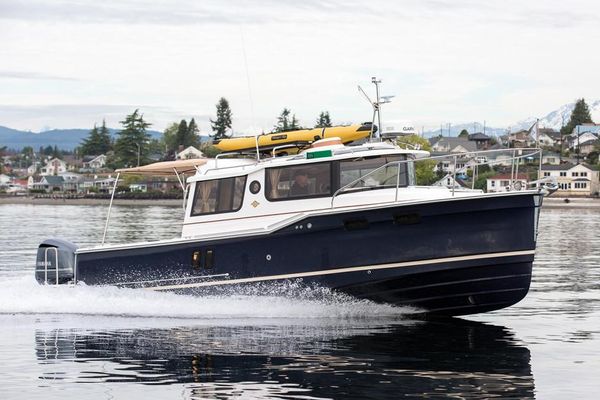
542 152 561 165
177 146 204 160
430 138 477 153
433 175 470 189
40 158 67 176
27 161 41 176
539 163 600 197
537 132 555 147
486 173 529 193
83 154 107 170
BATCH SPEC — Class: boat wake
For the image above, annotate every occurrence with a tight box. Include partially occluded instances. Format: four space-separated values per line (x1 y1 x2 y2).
0 276 416 320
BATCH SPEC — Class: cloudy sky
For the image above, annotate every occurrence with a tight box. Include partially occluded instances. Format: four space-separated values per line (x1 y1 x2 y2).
1 0 599 133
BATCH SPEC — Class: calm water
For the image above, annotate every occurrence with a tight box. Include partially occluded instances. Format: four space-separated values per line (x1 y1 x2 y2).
0 203 599 399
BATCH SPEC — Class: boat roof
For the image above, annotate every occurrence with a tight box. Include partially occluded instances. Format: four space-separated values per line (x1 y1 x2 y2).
189 141 429 182
115 158 208 176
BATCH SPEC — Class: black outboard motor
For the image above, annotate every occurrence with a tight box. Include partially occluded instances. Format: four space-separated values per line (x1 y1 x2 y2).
35 239 78 285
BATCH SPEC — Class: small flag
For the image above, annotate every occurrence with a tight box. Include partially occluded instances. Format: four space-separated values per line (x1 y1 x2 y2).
529 119 539 147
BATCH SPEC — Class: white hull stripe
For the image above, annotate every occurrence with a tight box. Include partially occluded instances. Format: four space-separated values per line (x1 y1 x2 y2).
146 249 536 291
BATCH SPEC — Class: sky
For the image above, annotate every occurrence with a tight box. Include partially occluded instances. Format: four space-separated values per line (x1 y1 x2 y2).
1 0 600 134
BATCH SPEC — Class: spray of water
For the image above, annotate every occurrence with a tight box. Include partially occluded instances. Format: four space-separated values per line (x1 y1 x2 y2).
0 276 417 320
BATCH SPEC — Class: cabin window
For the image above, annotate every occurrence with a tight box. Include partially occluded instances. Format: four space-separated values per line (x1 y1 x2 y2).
191 176 247 216
265 162 332 200
339 155 407 191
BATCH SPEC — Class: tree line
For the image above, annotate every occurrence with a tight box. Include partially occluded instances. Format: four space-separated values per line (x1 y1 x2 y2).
78 97 334 168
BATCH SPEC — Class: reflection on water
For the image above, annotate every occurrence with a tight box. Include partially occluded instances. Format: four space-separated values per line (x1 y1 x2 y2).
34 319 534 399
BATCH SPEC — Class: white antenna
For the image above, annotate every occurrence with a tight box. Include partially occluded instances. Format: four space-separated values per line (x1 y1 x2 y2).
357 77 394 142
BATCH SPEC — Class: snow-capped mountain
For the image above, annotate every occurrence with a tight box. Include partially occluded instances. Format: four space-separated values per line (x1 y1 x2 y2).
424 99 600 137
512 99 600 132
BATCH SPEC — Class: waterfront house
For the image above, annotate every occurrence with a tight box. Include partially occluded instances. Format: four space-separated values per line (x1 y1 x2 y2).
542 152 561 165
486 173 529 193
539 163 600 197
177 146 204 160
467 133 492 150
82 155 107 170
433 175 470 189
41 158 67 176
429 137 478 153
31 175 65 193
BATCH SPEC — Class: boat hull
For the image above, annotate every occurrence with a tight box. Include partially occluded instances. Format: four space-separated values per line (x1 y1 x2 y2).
38 192 542 316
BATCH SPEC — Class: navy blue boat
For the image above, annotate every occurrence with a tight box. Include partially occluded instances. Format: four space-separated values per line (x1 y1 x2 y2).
35 140 551 316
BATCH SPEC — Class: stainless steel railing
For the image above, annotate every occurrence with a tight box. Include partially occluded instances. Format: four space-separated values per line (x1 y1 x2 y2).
331 147 551 208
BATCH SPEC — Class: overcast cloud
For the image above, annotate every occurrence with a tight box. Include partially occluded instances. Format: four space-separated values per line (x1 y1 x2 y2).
1 0 599 132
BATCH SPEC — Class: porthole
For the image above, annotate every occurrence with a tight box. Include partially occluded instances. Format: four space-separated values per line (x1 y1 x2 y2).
249 180 261 194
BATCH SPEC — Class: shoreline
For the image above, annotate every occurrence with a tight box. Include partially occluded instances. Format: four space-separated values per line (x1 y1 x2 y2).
542 197 600 209
0 196 183 207
1 195 599 209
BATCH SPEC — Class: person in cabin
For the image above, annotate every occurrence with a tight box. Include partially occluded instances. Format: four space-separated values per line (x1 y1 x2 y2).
290 169 310 196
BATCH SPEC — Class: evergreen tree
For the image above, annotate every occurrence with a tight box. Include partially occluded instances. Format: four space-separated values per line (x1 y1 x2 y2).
175 119 188 149
162 122 179 158
458 129 469 138
80 124 99 156
315 111 332 128
81 121 111 156
561 98 594 136
210 97 233 139
187 118 200 148
97 120 112 154
274 108 300 132
113 109 152 168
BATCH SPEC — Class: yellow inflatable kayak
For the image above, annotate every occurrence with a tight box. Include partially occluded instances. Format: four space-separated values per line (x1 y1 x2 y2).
212 123 375 153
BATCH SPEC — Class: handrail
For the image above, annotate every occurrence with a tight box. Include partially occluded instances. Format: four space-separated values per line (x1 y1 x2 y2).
330 148 544 208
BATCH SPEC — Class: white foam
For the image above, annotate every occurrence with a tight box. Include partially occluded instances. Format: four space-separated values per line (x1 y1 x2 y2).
0 276 415 320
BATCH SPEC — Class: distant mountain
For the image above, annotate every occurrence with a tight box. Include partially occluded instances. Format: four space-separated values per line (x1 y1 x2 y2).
513 99 600 132
424 123 506 138
424 99 600 138
0 126 163 151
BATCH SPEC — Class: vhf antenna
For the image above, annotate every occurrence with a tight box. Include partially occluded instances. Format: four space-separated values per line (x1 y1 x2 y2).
357 77 394 142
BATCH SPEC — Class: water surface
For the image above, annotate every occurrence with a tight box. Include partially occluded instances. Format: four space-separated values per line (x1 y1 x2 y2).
0 203 599 398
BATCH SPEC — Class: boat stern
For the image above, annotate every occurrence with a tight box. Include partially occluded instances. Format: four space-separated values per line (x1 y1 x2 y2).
35 239 78 285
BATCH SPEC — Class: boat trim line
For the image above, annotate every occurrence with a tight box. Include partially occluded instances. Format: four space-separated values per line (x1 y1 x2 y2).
144 249 536 291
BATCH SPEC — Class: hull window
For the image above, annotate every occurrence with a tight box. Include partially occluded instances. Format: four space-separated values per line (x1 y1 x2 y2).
191 176 247 216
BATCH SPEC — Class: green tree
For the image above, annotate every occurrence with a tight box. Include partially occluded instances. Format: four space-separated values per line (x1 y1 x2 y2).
175 119 188 149
274 108 300 132
113 109 152 168
561 98 594 136
162 122 179 158
187 118 200 148
458 129 469 138
210 97 233 139
201 144 222 158
315 111 332 128
396 135 437 185
97 120 112 154
80 120 112 156
0 146 6 174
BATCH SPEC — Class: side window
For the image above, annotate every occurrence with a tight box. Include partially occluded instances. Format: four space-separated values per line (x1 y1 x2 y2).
266 163 331 200
191 176 246 216
339 155 407 190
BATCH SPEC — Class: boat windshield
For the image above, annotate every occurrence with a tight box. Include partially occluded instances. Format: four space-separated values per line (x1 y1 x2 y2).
265 154 409 201
339 155 407 190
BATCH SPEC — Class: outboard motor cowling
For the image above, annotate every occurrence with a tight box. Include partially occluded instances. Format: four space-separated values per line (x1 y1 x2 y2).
35 239 78 285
